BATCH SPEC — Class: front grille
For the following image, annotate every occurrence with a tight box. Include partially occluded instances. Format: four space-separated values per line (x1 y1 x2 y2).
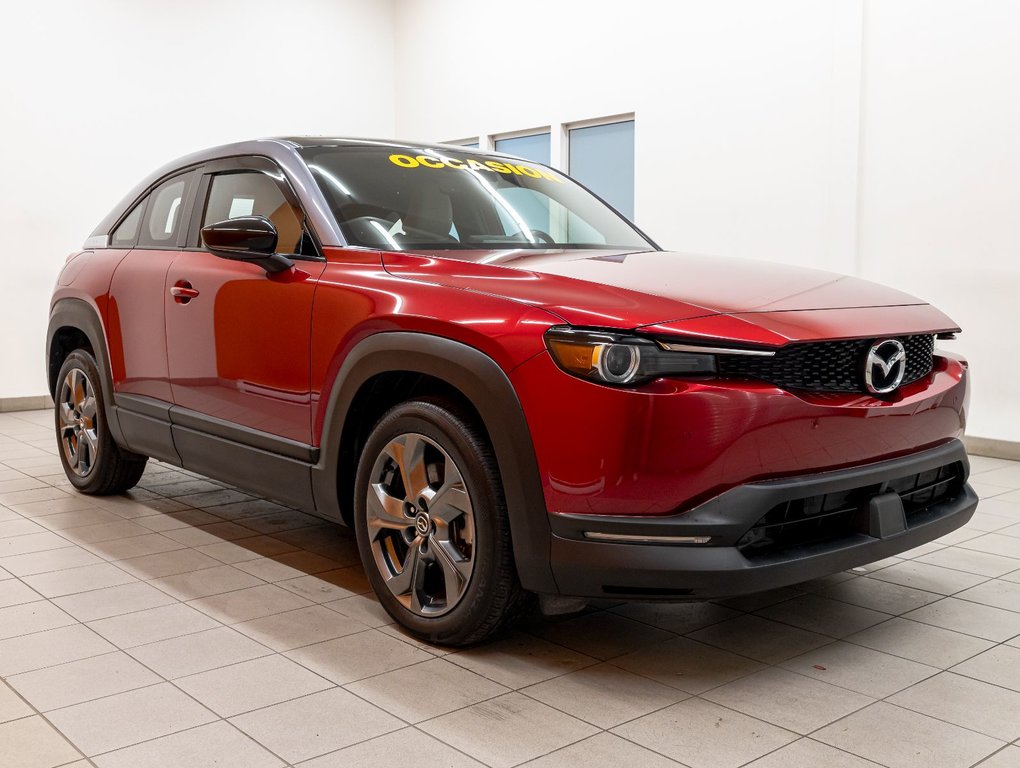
737 461 964 558
716 334 935 393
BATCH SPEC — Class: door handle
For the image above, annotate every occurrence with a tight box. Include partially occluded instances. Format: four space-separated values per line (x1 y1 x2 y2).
170 280 200 304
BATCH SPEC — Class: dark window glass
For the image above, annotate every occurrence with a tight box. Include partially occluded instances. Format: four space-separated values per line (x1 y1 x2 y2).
300 147 652 251
110 201 144 247
203 172 308 255
137 176 188 248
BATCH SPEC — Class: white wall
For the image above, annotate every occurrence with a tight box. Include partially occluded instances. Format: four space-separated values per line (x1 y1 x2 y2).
0 0 395 400
393 0 1020 443
394 0 863 273
858 0 1020 441
4 0 1017 444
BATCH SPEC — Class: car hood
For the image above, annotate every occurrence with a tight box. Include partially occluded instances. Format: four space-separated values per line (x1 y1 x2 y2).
381 248 960 340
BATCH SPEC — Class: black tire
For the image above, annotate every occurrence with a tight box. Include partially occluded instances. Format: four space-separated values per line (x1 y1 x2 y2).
353 398 526 646
54 349 147 494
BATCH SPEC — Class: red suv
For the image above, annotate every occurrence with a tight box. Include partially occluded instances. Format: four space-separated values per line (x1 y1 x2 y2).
48 138 977 644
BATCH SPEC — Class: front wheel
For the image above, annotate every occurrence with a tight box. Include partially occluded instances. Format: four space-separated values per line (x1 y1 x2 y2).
353 399 526 645
54 350 147 494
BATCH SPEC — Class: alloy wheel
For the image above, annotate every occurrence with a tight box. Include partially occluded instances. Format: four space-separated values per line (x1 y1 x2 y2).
365 432 476 616
58 368 99 477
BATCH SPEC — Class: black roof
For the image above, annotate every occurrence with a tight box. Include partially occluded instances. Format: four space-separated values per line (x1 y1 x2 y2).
274 136 510 156
87 137 521 246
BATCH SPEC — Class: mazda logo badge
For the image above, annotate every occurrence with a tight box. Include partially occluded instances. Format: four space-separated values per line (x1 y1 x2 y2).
864 339 907 394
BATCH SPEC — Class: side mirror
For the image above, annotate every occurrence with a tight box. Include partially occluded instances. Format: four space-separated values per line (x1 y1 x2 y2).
201 216 294 273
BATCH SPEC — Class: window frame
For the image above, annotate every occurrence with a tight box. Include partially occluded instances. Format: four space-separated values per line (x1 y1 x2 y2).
109 198 145 249
107 166 201 251
566 115 636 222
448 113 637 219
491 128 553 166
562 113 635 154
185 155 325 262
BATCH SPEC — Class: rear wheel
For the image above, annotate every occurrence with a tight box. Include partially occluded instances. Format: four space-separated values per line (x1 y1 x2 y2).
55 350 147 494
353 399 525 645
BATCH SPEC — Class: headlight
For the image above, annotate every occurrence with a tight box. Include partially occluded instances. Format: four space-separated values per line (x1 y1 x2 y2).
544 326 716 386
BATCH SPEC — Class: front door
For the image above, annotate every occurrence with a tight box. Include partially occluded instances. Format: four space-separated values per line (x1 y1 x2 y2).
164 160 325 447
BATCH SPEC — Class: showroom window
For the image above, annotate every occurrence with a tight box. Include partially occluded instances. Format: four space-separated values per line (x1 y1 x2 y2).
494 132 551 165
453 115 636 220
136 174 190 248
203 171 308 255
569 119 635 219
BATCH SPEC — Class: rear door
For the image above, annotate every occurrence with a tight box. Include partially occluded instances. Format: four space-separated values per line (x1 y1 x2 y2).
164 156 326 449
107 170 198 402
106 169 199 461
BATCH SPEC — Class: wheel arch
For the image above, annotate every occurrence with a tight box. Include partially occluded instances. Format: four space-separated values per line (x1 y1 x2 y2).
46 298 126 447
312 332 556 594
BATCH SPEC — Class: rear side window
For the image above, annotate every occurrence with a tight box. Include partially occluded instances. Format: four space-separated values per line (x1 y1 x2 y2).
110 202 143 247
202 171 306 255
137 176 188 248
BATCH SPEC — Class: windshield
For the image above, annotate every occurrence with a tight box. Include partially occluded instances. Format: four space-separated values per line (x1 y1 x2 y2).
299 146 654 251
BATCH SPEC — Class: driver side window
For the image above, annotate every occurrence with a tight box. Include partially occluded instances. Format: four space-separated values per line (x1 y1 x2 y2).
202 171 315 256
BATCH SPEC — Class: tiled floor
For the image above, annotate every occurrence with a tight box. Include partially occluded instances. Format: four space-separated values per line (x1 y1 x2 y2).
1 408 1020 768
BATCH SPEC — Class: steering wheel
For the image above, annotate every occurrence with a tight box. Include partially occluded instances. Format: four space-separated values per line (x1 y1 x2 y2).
529 229 556 245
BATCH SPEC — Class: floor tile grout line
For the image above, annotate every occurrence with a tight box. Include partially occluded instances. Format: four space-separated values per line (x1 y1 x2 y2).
890 663 1020 716
813 574 952 610
907 591 1020 626
0 675 90 765
0 623 117 679
983 743 1020 764
609 693 799 768
733 735 888 768
538 607 851 693
836 615 1007 670
417 722 542 768
801 612 1020 742
851 597 1020 646
527 623 831 719
4 425 1020 766
669 668 1011 766
265 625 612 763
0 570 236 639
16 632 300 767
408 684 607 768
528 599 1020 751
800 698 1009 757
516 678 679 734
223 679 412 763
77 710 293 766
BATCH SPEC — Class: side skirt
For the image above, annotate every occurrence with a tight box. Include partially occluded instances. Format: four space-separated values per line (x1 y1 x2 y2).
113 394 318 512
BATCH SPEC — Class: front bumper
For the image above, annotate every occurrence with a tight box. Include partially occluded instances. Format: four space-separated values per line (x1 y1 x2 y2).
512 351 969 519
547 439 977 599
